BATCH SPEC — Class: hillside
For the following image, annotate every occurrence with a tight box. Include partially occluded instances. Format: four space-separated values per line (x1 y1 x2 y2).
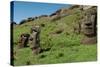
12 5 97 66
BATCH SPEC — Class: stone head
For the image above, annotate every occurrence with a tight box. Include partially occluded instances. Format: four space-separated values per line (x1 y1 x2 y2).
81 13 97 37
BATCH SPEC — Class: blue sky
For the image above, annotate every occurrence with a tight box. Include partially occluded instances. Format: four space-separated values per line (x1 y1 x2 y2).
12 1 71 24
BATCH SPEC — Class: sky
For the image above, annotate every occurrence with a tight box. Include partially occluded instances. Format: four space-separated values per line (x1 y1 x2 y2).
11 1 72 24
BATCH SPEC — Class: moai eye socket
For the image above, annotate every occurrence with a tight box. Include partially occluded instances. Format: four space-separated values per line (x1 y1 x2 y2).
85 23 92 26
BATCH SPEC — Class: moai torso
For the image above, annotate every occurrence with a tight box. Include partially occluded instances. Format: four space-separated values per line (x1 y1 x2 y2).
30 31 40 48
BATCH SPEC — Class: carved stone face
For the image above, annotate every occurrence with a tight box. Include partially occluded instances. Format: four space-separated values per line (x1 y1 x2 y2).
81 14 96 37
30 26 40 33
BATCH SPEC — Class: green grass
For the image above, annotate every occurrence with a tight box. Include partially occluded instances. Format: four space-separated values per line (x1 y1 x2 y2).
12 8 97 66
14 45 97 66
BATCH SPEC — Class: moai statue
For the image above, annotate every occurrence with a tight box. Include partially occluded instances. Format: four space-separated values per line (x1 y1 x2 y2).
18 33 30 48
81 10 97 44
29 26 41 55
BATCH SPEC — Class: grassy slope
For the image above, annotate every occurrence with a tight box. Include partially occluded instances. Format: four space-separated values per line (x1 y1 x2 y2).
13 8 97 66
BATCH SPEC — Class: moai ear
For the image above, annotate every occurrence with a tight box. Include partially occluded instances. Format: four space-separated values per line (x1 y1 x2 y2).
91 15 95 23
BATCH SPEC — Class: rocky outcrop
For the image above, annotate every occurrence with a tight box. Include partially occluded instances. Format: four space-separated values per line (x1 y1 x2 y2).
49 8 69 21
69 5 80 9
80 5 93 10
38 15 48 18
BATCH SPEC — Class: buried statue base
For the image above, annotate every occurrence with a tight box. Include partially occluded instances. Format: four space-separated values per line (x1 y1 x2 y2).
81 36 97 44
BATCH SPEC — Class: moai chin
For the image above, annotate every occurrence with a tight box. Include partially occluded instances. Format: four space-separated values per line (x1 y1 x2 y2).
81 10 97 44
29 26 41 55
